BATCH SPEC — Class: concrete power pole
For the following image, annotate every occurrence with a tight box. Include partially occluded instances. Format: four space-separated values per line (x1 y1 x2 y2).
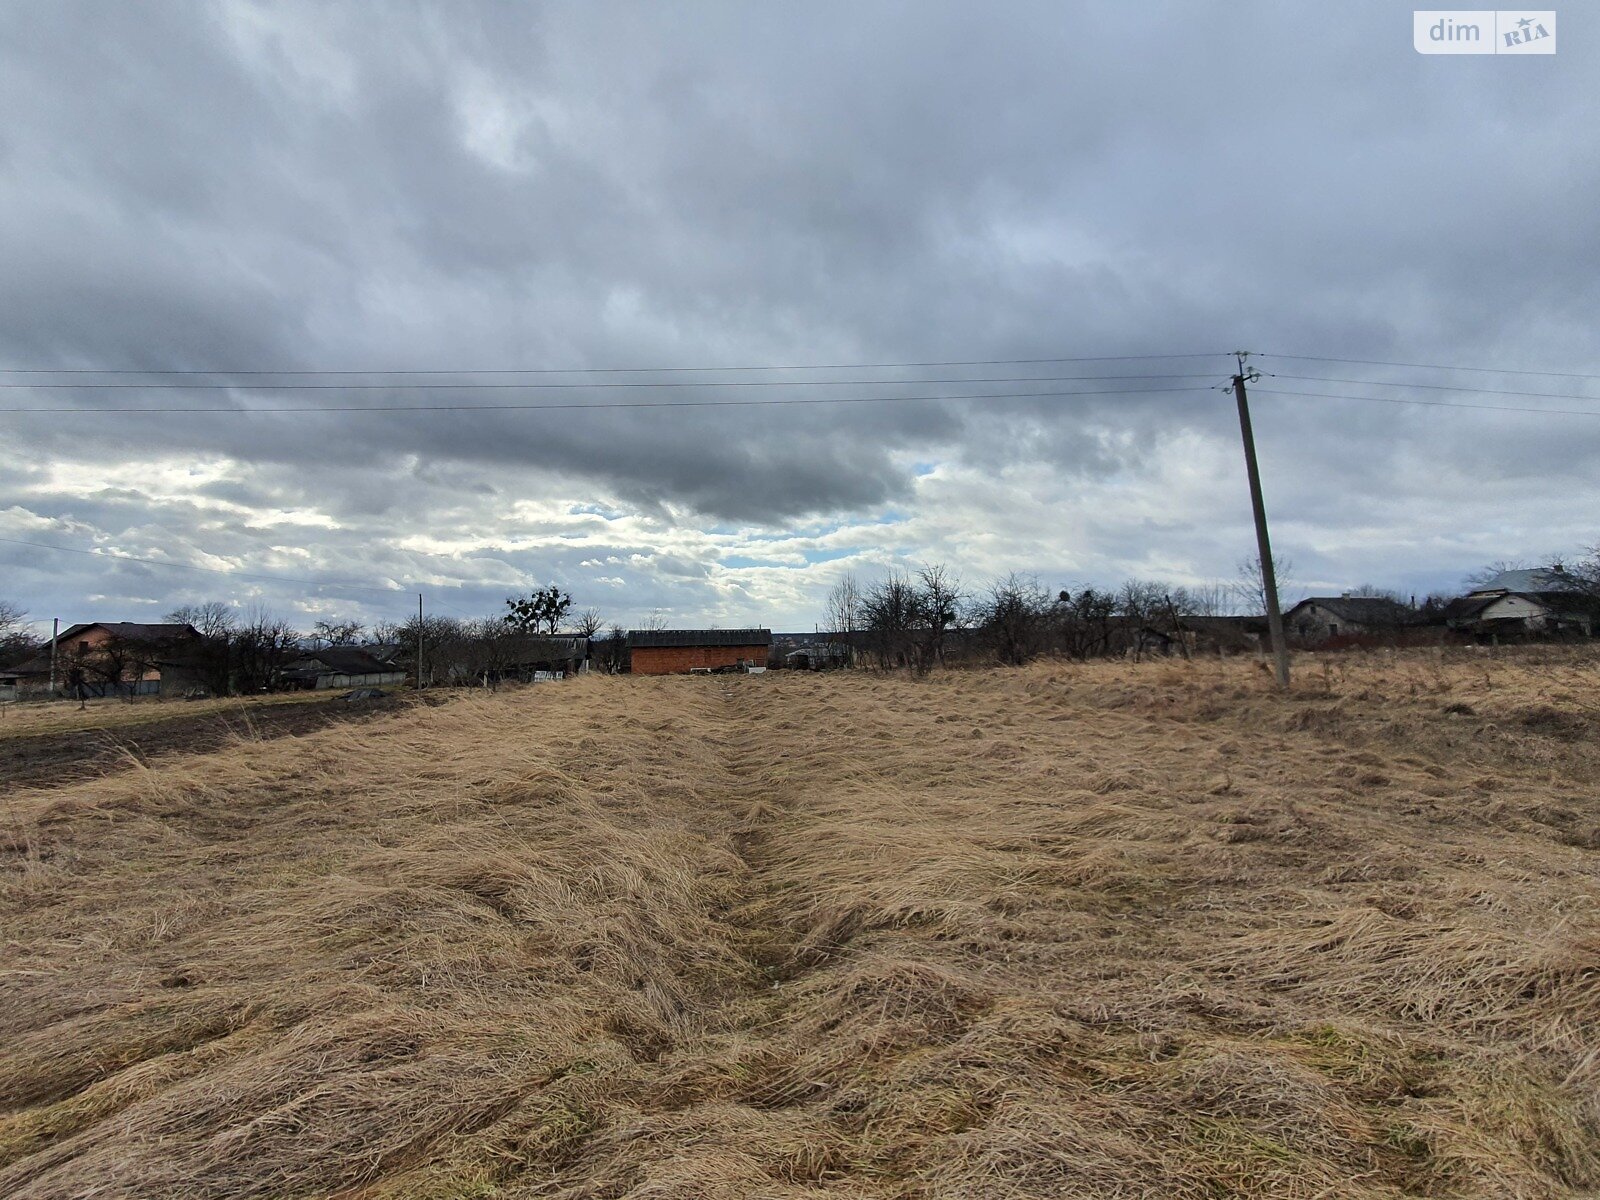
1232 352 1291 689
416 593 425 691
49 617 59 697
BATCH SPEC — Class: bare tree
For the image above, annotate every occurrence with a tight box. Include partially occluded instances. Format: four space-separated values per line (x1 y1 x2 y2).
861 572 923 671
452 616 523 687
86 632 139 699
916 563 963 668
1558 549 1600 602
1057 587 1117 660
595 624 628 673
573 607 604 638
1183 583 1231 619
1231 554 1296 617
232 609 301 692
824 571 860 637
394 614 466 687
1117 580 1193 660
973 573 1052 666
821 572 860 666
166 601 237 640
0 600 37 667
310 618 365 648
1463 559 1532 590
166 602 237 693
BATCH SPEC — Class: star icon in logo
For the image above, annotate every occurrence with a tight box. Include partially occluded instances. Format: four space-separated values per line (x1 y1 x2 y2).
1517 16 1533 29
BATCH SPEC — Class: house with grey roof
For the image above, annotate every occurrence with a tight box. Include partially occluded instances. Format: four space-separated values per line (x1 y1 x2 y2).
1283 596 1418 644
1442 566 1599 639
283 647 407 690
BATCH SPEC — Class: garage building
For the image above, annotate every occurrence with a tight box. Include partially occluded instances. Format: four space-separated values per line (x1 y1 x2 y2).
626 628 771 674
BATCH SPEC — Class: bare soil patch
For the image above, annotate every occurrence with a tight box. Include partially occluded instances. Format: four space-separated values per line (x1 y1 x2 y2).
0 694 412 794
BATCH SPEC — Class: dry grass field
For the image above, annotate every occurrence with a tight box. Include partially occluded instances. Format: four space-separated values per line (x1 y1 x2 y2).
2 649 1598 1198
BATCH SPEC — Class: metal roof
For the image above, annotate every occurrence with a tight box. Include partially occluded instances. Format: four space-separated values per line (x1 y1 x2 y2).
1441 594 1498 621
1472 568 1574 594
54 622 199 644
1288 597 1417 623
508 636 589 657
1446 591 1599 622
626 628 772 649
288 648 397 675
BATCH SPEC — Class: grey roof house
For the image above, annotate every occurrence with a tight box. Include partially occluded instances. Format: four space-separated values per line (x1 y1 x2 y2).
1283 597 1417 644
284 648 407 690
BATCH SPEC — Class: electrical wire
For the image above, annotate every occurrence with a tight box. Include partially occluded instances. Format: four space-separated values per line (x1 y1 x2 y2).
1261 353 1600 383
1253 387 1600 419
0 372 1217 392
9 369 1597 606
1269 374 1600 403
0 384 1208 415
0 352 1228 376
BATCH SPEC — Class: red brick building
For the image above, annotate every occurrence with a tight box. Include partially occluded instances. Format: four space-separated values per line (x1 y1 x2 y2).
626 628 771 675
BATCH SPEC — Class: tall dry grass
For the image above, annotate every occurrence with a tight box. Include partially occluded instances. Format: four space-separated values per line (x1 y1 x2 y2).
2 648 1599 1197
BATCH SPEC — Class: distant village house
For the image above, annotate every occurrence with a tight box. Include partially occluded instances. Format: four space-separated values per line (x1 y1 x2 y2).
1442 567 1599 640
3 622 202 699
1284 596 1418 645
283 648 408 691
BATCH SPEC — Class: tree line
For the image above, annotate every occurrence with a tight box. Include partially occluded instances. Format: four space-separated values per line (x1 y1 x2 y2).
0 586 621 696
825 567 1244 672
823 546 1600 672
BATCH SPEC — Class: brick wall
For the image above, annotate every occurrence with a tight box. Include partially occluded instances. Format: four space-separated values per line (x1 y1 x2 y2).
629 645 766 675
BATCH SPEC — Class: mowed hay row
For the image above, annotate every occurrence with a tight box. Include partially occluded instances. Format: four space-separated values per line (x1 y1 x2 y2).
1 651 1599 1198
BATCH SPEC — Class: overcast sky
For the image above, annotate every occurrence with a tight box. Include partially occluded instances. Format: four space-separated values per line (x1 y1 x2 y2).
2 2 1596 634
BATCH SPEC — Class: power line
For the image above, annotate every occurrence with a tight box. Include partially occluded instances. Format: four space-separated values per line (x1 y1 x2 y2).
1254 387 1600 419
1271 373 1600 403
0 372 1216 392
1261 353 1600 383
0 352 1228 376
0 384 1208 415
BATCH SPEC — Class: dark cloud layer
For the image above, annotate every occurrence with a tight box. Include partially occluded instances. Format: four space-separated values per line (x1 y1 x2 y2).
2 2 1597 630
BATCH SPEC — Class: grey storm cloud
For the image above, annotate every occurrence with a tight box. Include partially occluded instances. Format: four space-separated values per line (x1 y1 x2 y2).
1 1 1598 630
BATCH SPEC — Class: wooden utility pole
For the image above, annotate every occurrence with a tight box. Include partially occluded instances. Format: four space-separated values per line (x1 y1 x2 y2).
1232 352 1291 689
416 593 425 691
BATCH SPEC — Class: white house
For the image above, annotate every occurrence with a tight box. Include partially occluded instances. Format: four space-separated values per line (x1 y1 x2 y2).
1442 566 1598 638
